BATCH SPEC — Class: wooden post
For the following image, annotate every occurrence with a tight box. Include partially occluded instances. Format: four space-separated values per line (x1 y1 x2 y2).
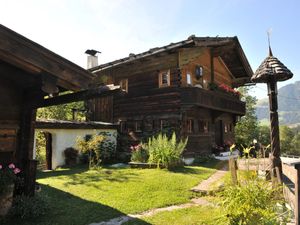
24 159 38 196
229 157 238 185
294 163 300 225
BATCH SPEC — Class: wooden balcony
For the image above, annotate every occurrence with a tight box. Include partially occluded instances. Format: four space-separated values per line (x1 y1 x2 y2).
180 87 246 115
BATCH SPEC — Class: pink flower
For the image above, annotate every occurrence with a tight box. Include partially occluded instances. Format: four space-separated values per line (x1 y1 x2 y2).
8 163 15 169
13 168 21 174
0 164 2 169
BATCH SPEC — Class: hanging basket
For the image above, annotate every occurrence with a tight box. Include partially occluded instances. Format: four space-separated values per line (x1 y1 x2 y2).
0 184 14 216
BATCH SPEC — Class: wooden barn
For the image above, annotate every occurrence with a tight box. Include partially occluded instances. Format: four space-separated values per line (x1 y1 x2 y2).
87 35 253 155
0 24 120 195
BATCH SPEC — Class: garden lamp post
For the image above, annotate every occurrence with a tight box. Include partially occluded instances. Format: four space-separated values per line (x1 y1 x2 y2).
251 46 293 182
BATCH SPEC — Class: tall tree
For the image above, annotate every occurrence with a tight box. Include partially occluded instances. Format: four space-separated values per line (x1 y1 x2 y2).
279 125 294 154
235 87 259 146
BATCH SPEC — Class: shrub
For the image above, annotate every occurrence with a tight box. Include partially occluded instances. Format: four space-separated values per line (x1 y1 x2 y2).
220 179 284 225
130 144 149 163
9 194 49 219
76 134 105 168
64 147 78 166
146 132 187 169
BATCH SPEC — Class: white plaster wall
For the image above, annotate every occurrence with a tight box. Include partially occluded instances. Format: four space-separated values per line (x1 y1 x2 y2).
34 129 117 169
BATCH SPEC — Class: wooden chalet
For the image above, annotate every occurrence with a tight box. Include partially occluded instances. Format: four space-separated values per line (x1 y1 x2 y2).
0 24 121 195
88 35 253 155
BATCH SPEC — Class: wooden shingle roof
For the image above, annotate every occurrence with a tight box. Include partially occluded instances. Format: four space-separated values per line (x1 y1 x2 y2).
90 35 253 80
251 47 293 83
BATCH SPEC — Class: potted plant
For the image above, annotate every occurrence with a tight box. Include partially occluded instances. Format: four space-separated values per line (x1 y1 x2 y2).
0 163 21 216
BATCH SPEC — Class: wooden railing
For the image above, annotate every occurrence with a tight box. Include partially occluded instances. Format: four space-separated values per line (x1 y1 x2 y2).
180 87 245 115
282 161 300 224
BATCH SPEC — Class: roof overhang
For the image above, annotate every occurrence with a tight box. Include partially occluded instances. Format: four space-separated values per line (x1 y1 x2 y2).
90 36 253 86
0 24 95 91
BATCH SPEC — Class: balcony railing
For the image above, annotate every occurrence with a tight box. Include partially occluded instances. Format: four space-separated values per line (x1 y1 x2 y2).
180 87 246 115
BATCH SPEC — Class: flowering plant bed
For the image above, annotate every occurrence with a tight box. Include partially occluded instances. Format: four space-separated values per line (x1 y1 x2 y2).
0 163 21 195
218 84 240 97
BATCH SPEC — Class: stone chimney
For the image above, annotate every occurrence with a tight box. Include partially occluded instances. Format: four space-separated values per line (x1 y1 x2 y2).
85 49 101 69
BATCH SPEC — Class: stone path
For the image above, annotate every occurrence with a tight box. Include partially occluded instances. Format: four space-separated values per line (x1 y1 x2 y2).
191 164 228 194
89 165 228 225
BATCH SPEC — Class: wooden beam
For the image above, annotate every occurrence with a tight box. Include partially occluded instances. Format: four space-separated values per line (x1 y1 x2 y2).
0 24 95 91
34 86 123 108
210 49 214 83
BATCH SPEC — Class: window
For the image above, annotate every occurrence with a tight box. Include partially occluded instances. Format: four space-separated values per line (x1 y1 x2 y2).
199 120 209 133
186 72 192 86
119 79 128 92
187 119 194 133
120 121 127 133
159 70 170 87
224 123 233 133
135 121 142 132
160 119 169 130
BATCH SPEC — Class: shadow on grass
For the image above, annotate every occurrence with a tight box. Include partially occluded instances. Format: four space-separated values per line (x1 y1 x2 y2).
64 168 139 188
37 164 89 179
1 184 151 225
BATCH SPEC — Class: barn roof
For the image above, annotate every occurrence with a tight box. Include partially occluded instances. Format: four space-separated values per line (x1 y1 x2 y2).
90 35 253 81
0 24 95 91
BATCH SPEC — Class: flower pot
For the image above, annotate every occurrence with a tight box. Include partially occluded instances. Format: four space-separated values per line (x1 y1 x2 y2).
0 184 14 216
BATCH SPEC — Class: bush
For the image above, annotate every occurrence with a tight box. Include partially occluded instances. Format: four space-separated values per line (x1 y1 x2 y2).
76 134 105 168
221 178 284 225
9 194 49 219
146 132 187 169
64 147 78 166
130 144 149 163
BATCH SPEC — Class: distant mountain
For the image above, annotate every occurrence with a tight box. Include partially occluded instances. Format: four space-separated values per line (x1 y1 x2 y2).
255 81 300 126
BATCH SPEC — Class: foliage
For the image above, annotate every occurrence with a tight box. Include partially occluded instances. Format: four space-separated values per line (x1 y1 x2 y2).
76 134 105 168
34 131 47 169
258 125 270 146
291 132 300 155
280 125 294 154
9 194 49 219
221 179 283 225
37 101 85 121
146 132 187 169
130 144 149 163
98 131 117 163
64 147 78 166
0 163 21 194
235 87 259 146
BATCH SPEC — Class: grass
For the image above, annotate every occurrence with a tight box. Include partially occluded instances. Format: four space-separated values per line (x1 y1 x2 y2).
124 205 228 225
2 161 220 225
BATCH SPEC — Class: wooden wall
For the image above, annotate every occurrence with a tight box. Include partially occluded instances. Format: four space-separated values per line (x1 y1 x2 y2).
0 77 22 164
179 48 233 88
92 52 181 123
90 47 238 155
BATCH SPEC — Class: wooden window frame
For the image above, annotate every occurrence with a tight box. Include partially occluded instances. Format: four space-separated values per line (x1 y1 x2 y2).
158 69 170 88
198 120 209 133
119 79 128 93
135 121 142 132
120 121 127 133
187 119 194 134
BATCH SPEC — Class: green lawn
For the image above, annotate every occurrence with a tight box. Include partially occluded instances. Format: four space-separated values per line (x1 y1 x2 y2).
2 162 221 225
124 205 227 225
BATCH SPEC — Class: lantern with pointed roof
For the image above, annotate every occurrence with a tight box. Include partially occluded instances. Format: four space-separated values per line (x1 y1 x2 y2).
251 45 293 184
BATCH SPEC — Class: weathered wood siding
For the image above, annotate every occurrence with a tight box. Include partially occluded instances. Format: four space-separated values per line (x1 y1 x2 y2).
0 77 22 164
179 48 233 88
92 53 181 122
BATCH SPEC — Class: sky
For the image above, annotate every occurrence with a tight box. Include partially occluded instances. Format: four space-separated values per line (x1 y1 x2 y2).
0 0 299 99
